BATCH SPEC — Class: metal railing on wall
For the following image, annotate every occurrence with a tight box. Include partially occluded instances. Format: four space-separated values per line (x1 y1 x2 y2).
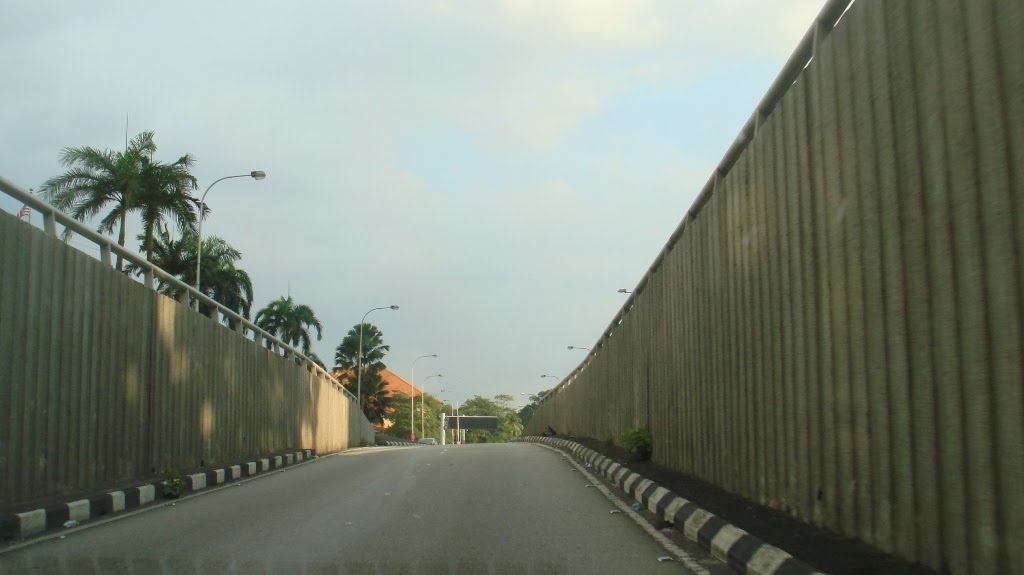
540 0 855 404
0 174 354 400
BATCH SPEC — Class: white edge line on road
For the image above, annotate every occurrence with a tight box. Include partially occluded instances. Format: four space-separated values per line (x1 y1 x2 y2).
533 443 711 575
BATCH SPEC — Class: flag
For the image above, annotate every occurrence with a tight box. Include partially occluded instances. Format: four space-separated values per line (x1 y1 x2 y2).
17 205 30 220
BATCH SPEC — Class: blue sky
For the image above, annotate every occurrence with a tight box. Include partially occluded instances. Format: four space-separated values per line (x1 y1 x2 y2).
1 0 826 408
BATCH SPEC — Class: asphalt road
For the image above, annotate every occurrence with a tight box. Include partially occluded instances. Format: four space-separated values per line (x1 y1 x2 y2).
0 443 709 574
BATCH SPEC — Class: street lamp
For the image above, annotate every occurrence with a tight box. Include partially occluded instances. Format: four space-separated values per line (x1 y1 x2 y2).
410 354 438 441
422 374 442 439
357 305 399 409
194 171 265 307
541 374 561 380
567 346 591 352
617 288 632 294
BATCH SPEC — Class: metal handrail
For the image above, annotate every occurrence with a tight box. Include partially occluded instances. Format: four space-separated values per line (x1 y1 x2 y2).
540 0 855 404
0 174 355 400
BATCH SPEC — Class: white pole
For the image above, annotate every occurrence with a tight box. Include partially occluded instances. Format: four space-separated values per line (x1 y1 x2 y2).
440 412 446 446
410 354 437 441
357 321 364 410
411 362 415 441
421 374 442 439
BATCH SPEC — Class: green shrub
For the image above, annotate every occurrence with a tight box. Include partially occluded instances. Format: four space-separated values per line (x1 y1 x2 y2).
620 427 652 461
163 470 186 499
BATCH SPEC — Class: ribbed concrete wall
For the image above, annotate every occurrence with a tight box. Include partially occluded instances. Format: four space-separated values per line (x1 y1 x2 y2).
0 210 374 507
527 1 1023 573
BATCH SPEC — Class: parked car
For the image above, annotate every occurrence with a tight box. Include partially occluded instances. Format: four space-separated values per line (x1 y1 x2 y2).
417 437 438 445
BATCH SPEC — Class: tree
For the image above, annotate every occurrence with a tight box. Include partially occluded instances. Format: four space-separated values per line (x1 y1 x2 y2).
306 351 327 370
518 392 546 427
499 411 524 440
335 323 392 421
345 368 392 425
494 394 514 411
457 395 524 443
198 237 254 320
129 228 253 320
333 323 389 372
39 131 199 270
135 152 199 261
254 296 323 355
129 225 192 294
388 392 446 441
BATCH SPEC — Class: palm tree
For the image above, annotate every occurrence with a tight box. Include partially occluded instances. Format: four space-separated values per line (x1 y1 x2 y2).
201 241 254 321
39 131 199 270
135 153 199 261
127 225 192 295
305 351 327 370
335 323 391 419
354 369 392 425
254 296 324 355
334 323 389 372
130 228 253 320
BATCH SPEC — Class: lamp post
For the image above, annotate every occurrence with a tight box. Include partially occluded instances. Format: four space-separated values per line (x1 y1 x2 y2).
422 374 442 439
357 305 399 410
541 374 561 381
410 354 438 441
567 345 591 352
618 288 632 294
194 171 265 308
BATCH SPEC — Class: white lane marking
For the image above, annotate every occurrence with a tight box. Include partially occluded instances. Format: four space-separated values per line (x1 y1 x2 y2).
535 444 711 575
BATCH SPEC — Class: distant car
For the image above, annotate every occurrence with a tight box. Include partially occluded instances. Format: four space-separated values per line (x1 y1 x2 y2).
417 437 437 445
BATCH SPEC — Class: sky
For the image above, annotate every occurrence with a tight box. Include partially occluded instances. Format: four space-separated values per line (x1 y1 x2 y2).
1 0 826 409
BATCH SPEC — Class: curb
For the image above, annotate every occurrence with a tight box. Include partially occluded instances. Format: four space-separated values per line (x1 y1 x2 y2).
517 437 827 575
0 449 314 543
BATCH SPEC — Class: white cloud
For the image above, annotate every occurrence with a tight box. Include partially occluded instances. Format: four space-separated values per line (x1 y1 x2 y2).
495 0 666 46
1 0 831 402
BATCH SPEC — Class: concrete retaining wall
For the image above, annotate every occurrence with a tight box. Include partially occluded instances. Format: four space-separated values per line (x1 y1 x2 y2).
0 210 375 507
526 1 1023 573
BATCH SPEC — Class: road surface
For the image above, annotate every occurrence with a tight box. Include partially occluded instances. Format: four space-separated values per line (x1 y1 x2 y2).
0 443 724 574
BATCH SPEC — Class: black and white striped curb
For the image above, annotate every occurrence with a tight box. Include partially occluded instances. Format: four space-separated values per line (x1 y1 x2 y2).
380 441 422 446
517 437 826 575
0 449 314 542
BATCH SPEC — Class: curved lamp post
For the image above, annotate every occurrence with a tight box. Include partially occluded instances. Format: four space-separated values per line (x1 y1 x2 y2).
194 171 265 308
357 305 399 409
421 374 443 439
410 354 438 440
567 345 591 352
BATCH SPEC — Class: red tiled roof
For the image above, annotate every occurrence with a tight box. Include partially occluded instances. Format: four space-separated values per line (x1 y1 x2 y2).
330 368 433 399
329 367 437 434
